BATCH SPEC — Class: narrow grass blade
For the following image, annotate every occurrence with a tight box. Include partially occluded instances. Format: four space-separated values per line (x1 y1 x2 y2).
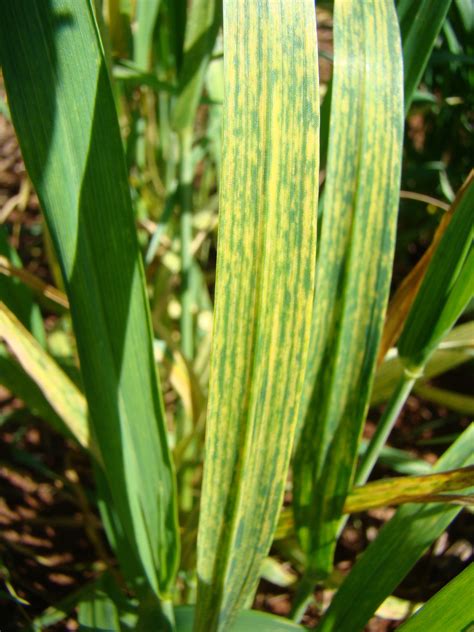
317 424 474 632
195 2 319 629
274 466 473 541
0 0 179 600
346 466 474 513
293 0 403 579
177 607 304 632
0 348 70 439
398 176 474 374
454 0 473 33
321 0 452 174
133 0 161 70
414 382 474 415
102 0 132 59
171 0 222 131
398 563 474 631
78 593 122 632
378 171 474 363
0 228 45 344
371 322 474 406
0 302 94 457
397 0 454 112
0 255 69 311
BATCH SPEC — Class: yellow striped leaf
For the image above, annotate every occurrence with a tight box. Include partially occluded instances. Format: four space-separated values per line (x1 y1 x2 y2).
0 302 95 459
293 0 404 579
195 2 319 630
275 466 474 541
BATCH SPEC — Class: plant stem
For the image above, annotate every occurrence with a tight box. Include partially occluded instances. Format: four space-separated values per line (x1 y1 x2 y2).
160 598 176 632
179 126 194 360
356 373 416 486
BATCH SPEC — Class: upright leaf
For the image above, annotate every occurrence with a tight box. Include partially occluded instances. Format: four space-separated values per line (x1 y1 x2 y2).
397 0 453 112
171 0 222 131
378 171 474 363
0 0 179 601
133 0 161 71
293 0 403 579
195 2 319 630
398 177 474 374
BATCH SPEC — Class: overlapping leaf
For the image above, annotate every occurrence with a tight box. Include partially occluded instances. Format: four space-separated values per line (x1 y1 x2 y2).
293 0 404 579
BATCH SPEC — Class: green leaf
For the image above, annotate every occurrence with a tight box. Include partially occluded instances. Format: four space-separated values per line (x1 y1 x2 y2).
133 0 161 71
455 0 474 33
397 0 454 112
78 577 137 632
377 172 474 364
171 0 222 131
0 227 45 345
371 321 474 406
176 606 304 632
398 177 474 374
0 0 179 600
293 0 403 578
398 563 474 631
413 382 474 415
195 2 319 630
317 424 474 632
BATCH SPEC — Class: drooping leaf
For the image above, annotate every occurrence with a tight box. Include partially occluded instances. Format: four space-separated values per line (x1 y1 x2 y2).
195 2 319 629
274 466 473 542
0 0 179 601
0 254 69 311
0 302 95 457
346 466 474 513
293 0 403 579
413 382 474 415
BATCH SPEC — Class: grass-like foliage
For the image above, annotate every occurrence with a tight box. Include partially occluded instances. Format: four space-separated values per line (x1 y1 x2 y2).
0 1 472 630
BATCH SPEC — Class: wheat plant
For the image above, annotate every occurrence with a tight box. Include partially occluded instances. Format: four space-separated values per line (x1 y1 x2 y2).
0 0 472 630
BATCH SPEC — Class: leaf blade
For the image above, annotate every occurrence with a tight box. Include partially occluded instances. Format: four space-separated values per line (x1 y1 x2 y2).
293 0 404 577
195 2 319 629
398 563 474 631
0 0 179 598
